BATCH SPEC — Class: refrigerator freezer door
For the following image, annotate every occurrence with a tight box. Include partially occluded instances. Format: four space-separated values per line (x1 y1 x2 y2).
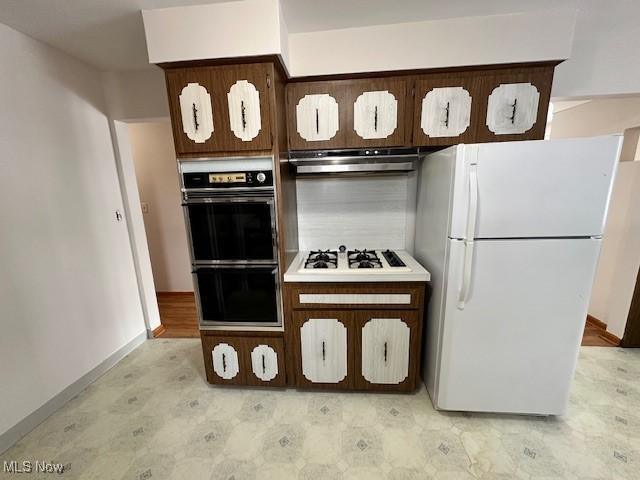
450 136 621 239
434 238 601 415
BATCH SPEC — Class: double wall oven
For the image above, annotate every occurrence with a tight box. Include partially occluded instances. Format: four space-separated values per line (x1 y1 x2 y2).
180 157 281 328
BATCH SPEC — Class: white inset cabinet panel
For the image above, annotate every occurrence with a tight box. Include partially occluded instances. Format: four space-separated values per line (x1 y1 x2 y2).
296 94 339 141
179 82 214 143
211 343 239 380
227 80 262 141
421 87 472 138
486 83 540 135
361 318 410 384
250 344 278 382
300 318 347 383
353 90 397 139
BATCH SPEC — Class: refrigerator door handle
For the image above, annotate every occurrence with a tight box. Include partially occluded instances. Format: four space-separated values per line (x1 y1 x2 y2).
464 163 479 242
458 163 478 309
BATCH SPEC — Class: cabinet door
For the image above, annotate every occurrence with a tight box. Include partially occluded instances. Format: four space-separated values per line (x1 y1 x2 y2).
412 75 479 146
166 64 272 155
243 337 286 387
347 78 408 147
475 66 553 143
355 310 421 392
287 82 348 150
292 311 353 389
485 83 539 135
200 335 246 385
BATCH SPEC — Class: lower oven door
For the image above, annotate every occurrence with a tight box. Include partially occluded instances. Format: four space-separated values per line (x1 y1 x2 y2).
193 265 281 327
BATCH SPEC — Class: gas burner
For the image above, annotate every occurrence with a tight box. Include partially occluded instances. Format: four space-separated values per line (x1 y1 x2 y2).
305 250 338 269
348 249 382 269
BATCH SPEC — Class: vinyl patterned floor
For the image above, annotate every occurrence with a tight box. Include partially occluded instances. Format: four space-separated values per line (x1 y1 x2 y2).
2 340 639 480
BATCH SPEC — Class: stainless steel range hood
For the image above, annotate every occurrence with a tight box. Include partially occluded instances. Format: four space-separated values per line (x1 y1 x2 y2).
289 148 418 175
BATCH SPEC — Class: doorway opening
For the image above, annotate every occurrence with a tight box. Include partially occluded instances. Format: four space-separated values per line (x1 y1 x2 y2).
113 119 199 338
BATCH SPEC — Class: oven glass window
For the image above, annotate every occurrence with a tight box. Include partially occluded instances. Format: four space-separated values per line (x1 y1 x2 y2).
187 202 274 261
195 267 278 324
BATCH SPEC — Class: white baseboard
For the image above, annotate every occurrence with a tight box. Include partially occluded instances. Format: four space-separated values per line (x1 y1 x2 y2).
0 331 147 454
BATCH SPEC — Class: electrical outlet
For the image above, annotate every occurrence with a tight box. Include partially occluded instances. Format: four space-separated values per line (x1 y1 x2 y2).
141 202 149 214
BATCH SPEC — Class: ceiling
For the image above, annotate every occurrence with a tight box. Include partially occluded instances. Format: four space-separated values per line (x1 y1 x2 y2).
0 0 577 71
0 0 235 71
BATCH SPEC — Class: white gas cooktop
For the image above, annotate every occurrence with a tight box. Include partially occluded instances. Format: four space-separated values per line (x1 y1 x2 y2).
283 249 431 283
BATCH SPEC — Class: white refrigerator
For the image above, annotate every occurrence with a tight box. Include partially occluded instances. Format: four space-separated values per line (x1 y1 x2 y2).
415 135 621 415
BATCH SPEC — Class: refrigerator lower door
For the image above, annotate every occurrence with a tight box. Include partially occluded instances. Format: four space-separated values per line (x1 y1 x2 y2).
434 237 601 415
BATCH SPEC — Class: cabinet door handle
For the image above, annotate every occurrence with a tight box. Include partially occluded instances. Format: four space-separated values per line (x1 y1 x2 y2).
443 101 450 128
192 103 199 131
315 108 320 134
384 342 388 363
221 353 227 372
321 341 326 362
509 98 518 124
262 354 266 374
374 105 378 132
241 100 247 131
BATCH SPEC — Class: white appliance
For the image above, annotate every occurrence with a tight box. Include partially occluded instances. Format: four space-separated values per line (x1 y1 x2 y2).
415 135 622 415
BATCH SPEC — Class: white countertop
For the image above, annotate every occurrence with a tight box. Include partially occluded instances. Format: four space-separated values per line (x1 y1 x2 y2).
283 250 431 283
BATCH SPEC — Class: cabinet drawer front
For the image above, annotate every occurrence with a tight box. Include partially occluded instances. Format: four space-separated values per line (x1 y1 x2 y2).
299 293 411 305
287 283 424 310
361 318 411 384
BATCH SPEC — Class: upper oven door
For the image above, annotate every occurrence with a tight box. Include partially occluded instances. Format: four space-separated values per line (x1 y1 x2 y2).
184 196 277 263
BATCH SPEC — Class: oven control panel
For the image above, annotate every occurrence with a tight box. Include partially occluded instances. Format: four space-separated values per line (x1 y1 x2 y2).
184 170 274 188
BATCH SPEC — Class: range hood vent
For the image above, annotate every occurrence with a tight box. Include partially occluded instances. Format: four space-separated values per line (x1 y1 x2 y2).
289 148 418 175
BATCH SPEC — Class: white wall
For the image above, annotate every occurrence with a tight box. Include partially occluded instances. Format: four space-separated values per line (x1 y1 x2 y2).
142 1 640 99
552 0 640 98
296 175 415 252
0 22 145 440
551 99 640 338
142 0 289 68
102 69 169 121
128 121 192 292
287 9 575 77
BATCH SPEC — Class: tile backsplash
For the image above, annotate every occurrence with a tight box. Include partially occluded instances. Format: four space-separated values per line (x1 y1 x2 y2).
296 174 416 251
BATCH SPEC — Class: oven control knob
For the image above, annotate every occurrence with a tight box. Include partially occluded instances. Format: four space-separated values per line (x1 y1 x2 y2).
256 172 266 183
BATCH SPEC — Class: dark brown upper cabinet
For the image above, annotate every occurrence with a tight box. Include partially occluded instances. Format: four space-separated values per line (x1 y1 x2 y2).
474 65 554 143
287 78 409 150
412 74 480 146
286 81 349 150
165 63 273 156
344 78 410 148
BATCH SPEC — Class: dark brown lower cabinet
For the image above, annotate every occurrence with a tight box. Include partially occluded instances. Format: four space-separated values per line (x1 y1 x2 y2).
290 310 355 390
286 282 426 393
200 332 286 387
354 310 421 392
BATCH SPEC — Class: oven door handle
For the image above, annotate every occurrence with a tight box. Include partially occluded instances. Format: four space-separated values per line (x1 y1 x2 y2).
192 263 278 272
183 196 274 205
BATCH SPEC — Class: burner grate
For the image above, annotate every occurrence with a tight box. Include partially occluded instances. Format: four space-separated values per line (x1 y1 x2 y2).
305 250 338 269
348 249 382 269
